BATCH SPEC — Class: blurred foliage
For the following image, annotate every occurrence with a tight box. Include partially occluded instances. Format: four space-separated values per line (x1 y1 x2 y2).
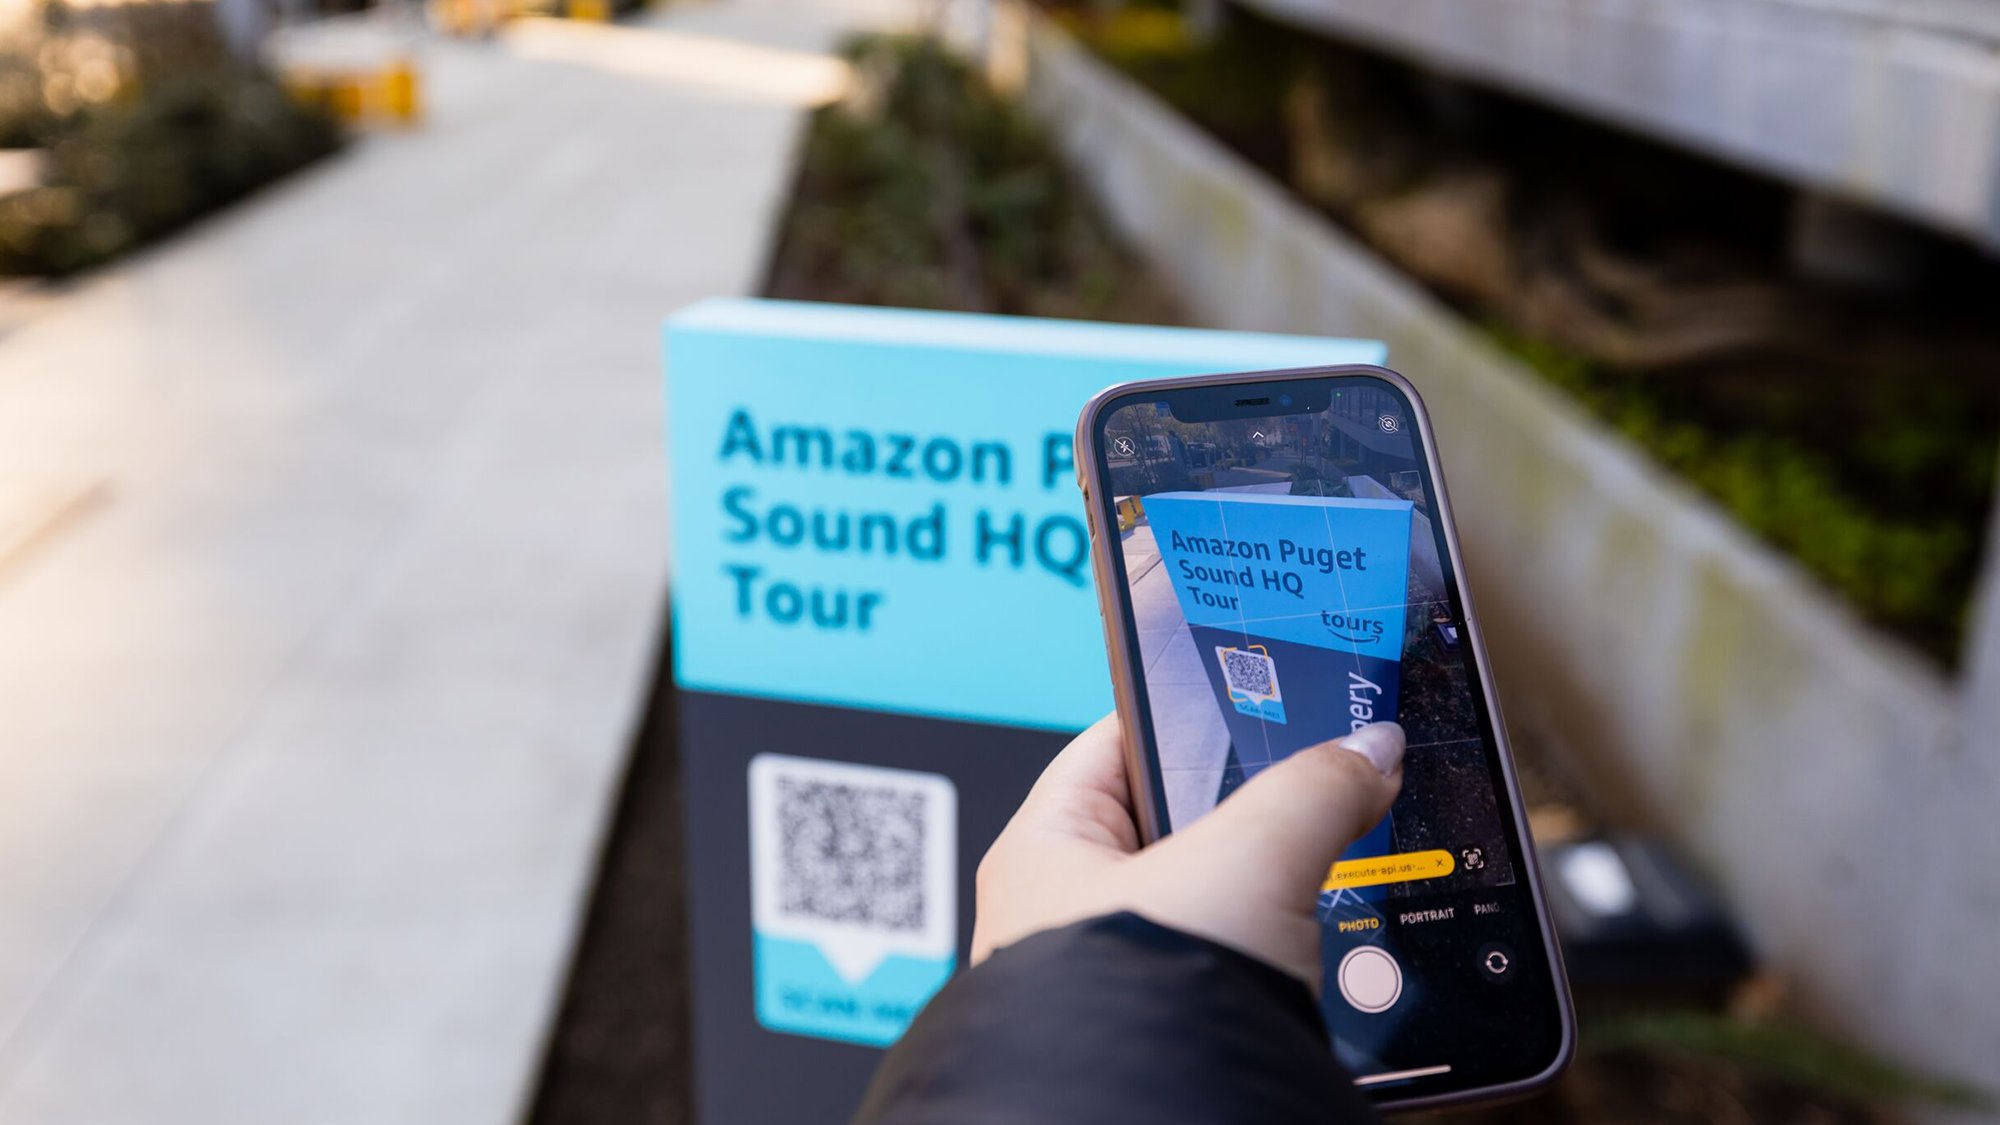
765 33 1179 324
1057 4 1999 664
1584 1011 1993 1112
1493 325 1994 649
1046 3 1303 172
0 2 341 276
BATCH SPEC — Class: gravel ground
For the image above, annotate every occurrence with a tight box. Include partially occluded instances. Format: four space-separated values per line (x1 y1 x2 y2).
528 634 694 1125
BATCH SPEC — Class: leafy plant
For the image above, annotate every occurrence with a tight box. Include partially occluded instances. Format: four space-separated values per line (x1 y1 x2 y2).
0 4 340 276
766 34 1177 325
1490 323 1992 659
1586 1011 1993 1111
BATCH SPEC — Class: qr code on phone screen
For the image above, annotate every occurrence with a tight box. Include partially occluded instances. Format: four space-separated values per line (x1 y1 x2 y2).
1218 645 1280 700
775 777 926 932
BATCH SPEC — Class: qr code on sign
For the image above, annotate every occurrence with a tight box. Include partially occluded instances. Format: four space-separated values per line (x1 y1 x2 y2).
749 754 957 956
775 778 925 932
1218 645 1280 700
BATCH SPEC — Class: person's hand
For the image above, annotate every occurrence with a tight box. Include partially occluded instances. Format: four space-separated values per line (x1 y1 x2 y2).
971 714 1404 990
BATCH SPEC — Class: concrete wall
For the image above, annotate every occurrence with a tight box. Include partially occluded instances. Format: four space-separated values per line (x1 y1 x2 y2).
1225 0 2000 252
991 6 1999 1102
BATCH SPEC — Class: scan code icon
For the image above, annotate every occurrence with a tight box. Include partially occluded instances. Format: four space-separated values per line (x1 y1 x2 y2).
1217 644 1287 724
748 754 957 1046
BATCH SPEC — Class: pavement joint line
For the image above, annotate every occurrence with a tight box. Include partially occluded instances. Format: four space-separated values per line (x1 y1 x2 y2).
0 480 113 588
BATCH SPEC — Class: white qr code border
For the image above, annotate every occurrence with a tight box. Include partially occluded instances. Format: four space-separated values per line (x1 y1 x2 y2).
748 754 957 983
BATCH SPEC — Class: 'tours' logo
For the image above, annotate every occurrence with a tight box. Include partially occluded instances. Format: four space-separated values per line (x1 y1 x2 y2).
1320 610 1387 646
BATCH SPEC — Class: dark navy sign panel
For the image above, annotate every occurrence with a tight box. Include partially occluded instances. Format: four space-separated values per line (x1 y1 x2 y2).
679 691 1069 1125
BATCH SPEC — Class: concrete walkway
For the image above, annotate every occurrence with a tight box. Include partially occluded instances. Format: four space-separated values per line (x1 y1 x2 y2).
0 4 889 1121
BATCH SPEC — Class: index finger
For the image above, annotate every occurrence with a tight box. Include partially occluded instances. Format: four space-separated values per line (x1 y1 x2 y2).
1016 712 1140 852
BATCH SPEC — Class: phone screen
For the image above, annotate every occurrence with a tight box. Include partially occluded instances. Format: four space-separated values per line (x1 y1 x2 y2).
1088 372 1567 1102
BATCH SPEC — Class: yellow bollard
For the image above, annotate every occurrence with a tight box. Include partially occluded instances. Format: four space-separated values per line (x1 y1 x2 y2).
327 72 366 121
378 57 421 125
282 70 328 114
433 0 473 36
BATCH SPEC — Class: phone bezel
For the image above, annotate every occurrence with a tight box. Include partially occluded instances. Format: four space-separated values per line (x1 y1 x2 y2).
1073 363 1575 1112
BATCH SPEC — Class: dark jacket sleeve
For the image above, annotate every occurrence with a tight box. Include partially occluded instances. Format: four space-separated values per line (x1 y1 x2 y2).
850 912 1385 1125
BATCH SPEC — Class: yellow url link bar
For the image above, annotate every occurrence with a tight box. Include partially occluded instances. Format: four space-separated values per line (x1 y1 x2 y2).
1322 849 1456 892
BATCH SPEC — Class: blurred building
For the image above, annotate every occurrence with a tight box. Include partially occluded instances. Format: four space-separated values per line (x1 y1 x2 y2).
1211 0 2000 259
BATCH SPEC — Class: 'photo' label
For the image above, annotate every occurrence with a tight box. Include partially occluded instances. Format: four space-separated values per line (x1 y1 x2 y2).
748 754 957 1046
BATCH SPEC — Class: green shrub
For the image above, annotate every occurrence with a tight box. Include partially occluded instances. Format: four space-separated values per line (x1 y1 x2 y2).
1492 324 1992 658
1586 1010 1992 1111
0 5 341 276
766 34 1178 325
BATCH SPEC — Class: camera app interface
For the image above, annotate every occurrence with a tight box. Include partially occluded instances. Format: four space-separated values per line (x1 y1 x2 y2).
1097 380 1561 1095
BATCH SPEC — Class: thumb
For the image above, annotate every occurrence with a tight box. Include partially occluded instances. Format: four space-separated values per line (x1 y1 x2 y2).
1175 722 1405 900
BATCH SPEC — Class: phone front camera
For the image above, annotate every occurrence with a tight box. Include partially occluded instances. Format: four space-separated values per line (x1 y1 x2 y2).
1280 394 1292 407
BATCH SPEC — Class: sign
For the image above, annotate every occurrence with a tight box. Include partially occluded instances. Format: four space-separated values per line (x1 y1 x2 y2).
1145 492 1413 748
1145 491 1413 896
665 298 1385 1122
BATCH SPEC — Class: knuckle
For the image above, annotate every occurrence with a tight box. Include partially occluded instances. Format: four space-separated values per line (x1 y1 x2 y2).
1299 740 1374 788
973 847 1003 894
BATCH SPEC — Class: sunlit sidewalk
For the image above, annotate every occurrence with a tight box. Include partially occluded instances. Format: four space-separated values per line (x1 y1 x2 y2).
0 3 894 1121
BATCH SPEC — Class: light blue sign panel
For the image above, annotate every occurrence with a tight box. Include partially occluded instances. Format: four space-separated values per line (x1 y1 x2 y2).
1144 492 1414 657
752 935 954 1047
665 298 1386 731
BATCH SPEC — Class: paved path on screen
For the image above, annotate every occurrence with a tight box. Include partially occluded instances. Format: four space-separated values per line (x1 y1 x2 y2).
1126 523 1232 823
0 5 888 1121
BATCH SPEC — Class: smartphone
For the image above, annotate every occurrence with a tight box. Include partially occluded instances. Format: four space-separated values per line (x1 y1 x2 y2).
1075 365 1573 1110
